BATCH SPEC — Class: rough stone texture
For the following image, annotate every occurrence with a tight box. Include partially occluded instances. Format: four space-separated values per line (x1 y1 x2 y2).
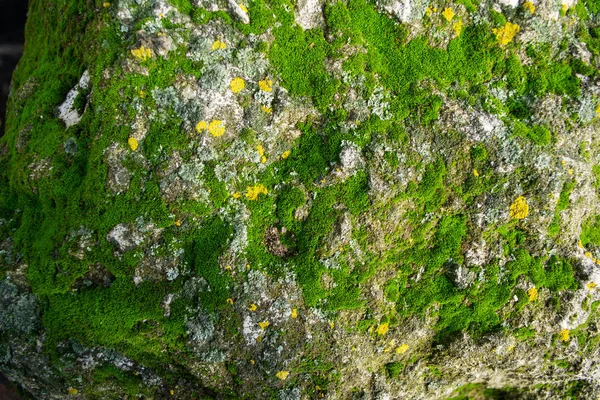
2 0 600 399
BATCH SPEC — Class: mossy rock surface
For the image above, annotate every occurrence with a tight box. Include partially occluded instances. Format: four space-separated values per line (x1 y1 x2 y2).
2 0 600 398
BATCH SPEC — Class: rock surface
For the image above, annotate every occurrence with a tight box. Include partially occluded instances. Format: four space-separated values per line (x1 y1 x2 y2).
2 0 600 398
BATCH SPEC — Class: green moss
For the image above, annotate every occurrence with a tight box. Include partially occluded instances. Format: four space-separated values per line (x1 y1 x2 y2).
385 362 404 379
581 214 600 247
269 22 338 112
548 180 575 237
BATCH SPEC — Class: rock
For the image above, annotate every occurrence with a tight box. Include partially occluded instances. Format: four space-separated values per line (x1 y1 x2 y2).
106 223 144 253
4 0 600 398
295 0 324 30
57 70 90 128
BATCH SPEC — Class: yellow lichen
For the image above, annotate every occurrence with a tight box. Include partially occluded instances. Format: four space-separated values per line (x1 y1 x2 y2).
208 120 225 137
587 282 597 290
212 40 226 50
281 150 291 159
523 1 535 13
453 20 463 36
396 343 409 354
291 308 298 318
559 329 570 342
249 303 257 311
195 120 208 132
442 7 455 21
245 184 268 200
276 371 290 381
493 22 520 46
376 323 389 335
259 78 273 92
527 287 538 301
258 320 270 329
131 45 153 61
128 137 139 151
256 145 267 163
230 77 245 93
509 196 529 219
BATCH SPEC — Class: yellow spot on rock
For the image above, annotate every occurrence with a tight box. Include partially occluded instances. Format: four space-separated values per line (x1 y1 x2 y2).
396 343 409 354
128 137 139 151
226 298 234 304
68 388 78 395
291 308 298 318
442 7 455 21
376 323 389 335
208 120 225 137
259 78 273 92
493 22 520 46
587 282 597 290
509 196 529 220
245 184 268 200
238 3 248 12
195 120 208 132
258 320 270 329
212 40 226 50
523 1 535 13
257 145 267 163
473 168 479 177
249 303 257 311
131 45 152 61
281 150 291 159
559 329 570 342
276 370 289 380
527 287 538 301
230 77 245 93
453 20 463 36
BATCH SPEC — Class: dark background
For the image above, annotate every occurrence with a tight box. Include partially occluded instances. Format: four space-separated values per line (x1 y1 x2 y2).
1 0 28 398
0 0 28 136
